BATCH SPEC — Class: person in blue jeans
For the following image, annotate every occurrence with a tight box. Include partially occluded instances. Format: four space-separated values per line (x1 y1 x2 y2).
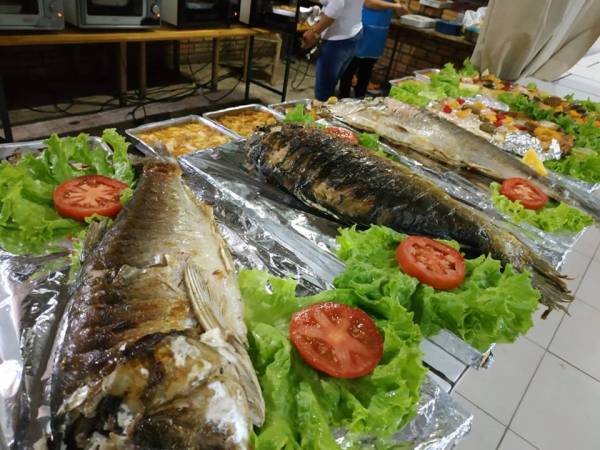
340 0 407 98
301 0 365 101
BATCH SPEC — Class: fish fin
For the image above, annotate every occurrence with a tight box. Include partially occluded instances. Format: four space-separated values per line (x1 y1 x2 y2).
184 264 225 332
186 265 266 426
529 254 573 313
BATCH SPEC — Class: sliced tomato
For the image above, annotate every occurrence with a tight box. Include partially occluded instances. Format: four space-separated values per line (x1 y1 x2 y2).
53 175 128 221
396 236 465 290
289 302 383 379
326 127 358 144
500 177 548 210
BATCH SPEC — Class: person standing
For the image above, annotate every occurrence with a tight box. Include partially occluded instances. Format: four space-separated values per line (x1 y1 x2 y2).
302 0 365 101
340 0 407 98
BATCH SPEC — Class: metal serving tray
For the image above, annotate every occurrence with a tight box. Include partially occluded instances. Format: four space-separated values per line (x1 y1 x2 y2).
414 68 440 82
268 98 309 115
389 75 420 86
203 104 284 140
0 136 111 161
125 115 240 159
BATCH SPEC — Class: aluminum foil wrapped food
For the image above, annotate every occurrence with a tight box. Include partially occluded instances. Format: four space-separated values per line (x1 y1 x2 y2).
0 142 473 449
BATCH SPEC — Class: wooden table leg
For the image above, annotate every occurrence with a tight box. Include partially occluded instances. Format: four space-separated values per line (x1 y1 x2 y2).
139 41 147 99
242 36 251 82
211 38 221 92
117 42 127 106
173 41 181 75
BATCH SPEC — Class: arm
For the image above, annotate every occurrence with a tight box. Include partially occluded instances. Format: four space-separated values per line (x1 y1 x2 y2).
302 0 343 49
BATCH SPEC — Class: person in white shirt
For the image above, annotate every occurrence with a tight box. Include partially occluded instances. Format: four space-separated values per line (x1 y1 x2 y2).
302 0 365 101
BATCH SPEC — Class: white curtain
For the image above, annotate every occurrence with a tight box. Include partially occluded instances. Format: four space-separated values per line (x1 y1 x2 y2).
471 0 600 81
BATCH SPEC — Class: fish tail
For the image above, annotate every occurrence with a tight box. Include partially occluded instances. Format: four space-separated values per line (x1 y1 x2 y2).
529 256 572 312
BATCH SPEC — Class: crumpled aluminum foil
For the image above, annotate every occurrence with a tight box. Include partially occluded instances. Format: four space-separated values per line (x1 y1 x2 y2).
1 142 472 449
495 131 563 161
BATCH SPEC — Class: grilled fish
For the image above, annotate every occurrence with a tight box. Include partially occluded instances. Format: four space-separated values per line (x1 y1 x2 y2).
326 97 600 221
50 161 264 449
247 123 572 312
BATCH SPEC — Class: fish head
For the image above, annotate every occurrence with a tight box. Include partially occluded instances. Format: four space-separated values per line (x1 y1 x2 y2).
54 333 252 450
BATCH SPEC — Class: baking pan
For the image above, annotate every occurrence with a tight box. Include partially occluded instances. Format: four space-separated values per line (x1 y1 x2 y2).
414 68 440 82
126 114 240 158
389 75 420 86
203 104 284 139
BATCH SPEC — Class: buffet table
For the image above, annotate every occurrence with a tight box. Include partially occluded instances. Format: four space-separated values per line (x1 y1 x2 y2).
0 24 272 142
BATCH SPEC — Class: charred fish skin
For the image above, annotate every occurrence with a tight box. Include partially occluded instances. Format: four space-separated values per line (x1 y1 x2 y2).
247 124 571 311
329 98 599 221
50 161 264 450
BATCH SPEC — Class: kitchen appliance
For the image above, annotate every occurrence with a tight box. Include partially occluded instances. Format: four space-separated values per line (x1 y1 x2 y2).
239 0 312 33
162 0 238 28
64 0 160 28
0 0 64 30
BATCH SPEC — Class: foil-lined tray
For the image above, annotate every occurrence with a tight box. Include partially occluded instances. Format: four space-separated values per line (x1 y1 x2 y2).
389 75 419 86
0 140 472 449
203 104 284 139
125 114 240 159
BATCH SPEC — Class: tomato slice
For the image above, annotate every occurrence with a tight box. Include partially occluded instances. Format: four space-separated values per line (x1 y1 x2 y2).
396 236 465 290
53 175 128 221
326 127 358 144
289 302 383 379
500 177 548 210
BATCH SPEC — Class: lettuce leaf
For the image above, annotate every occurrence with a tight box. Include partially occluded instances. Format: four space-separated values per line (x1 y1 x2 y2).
334 225 540 351
545 149 600 183
358 132 379 149
0 131 134 255
240 269 426 449
460 58 479 78
284 103 315 124
490 182 593 233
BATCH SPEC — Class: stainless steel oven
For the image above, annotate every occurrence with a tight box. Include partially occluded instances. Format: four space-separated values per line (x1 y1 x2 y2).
0 0 64 30
64 0 160 28
162 0 237 28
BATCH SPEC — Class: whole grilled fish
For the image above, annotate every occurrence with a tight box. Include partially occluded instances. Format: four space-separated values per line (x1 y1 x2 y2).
247 123 572 311
50 161 264 449
326 97 600 221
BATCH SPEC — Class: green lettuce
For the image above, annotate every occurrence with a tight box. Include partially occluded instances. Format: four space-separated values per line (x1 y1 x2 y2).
284 103 315 124
334 225 540 351
240 269 426 449
460 58 479 78
490 182 593 233
545 148 600 183
0 130 134 255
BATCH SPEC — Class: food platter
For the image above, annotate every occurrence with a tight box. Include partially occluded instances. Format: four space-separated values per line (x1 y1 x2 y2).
203 104 284 139
1 58 598 448
125 114 240 158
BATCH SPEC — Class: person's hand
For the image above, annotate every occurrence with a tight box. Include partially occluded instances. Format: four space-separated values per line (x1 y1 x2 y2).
302 30 319 50
393 2 408 15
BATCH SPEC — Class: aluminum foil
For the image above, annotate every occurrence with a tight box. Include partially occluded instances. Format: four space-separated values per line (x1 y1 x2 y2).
495 130 562 161
463 94 509 112
0 141 472 449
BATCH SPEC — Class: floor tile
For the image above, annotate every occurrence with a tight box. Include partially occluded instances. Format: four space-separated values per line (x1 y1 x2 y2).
511 353 600 450
498 430 538 450
559 249 591 293
549 300 600 380
576 259 600 310
452 394 505 450
525 304 564 349
455 337 544 425
572 226 600 259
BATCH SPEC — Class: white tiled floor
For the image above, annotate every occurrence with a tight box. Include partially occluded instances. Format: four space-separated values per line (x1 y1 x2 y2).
454 233 600 449
453 59 600 449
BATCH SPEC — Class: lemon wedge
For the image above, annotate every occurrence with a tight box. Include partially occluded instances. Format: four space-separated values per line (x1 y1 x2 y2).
522 148 548 177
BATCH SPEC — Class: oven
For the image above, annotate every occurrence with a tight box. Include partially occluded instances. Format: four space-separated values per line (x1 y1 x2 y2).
162 0 237 28
0 0 64 30
63 0 160 28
